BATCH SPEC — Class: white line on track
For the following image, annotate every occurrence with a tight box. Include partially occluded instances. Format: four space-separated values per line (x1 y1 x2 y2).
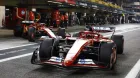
0 49 27 56
0 43 37 51
125 59 140 78
0 53 32 63
1 26 140 78
105 27 140 37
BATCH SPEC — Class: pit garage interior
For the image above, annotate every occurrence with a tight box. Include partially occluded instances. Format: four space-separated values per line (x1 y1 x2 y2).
0 0 137 29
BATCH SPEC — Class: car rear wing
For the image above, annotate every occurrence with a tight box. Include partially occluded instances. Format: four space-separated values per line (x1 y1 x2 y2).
92 26 116 32
91 26 116 38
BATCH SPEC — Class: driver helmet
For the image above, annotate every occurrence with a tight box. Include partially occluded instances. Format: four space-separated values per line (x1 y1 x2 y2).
86 34 93 39
85 26 92 31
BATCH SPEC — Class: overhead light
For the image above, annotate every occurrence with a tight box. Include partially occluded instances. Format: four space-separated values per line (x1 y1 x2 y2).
92 5 97 8
93 8 97 9
69 4 75 6
32 8 36 12
47 1 53 2
79 2 87 6
59 5 64 6
6 9 9 11
53 2 62 4
47 1 62 4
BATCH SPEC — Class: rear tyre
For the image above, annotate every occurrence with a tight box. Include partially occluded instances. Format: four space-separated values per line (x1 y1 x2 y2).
39 38 54 61
112 35 124 54
99 42 117 70
28 27 36 42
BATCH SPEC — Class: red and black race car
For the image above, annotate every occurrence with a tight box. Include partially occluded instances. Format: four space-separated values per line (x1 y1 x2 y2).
25 22 56 42
14 21 56 42
31 26 124 70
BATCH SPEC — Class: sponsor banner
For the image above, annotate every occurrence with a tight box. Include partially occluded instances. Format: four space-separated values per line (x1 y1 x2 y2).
89 0 121 9
76 1 97 8
89 0 96 3
56 0 76 4
49 57 62 62
78 59 95 64
56 0 65 2
78 2 88 6
67 0 76 4
90 4 97 8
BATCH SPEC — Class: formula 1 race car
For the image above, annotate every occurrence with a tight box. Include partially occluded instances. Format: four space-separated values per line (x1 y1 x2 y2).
14 21 56 42
27 22 56 42
31 26 124 70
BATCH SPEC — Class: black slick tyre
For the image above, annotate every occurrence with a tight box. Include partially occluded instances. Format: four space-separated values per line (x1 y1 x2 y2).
99 42 117 70
112 35 124 54
39 38 54 61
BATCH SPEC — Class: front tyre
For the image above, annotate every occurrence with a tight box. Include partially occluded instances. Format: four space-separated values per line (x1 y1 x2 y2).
99 42 117 70
39 39 54 61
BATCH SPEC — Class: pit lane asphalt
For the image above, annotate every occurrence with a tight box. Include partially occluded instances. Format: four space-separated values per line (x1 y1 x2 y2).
1 24 140 78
